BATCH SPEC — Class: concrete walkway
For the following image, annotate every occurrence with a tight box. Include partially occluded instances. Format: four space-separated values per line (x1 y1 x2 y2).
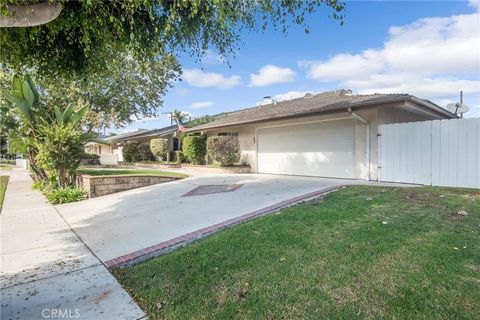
0 169 145 320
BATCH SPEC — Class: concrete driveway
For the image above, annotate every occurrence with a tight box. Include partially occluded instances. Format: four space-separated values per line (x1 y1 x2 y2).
56 174 351 263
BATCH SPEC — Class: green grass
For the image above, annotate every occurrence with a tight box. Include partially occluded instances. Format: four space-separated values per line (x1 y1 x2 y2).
0 176 9 210
114 186 480 320
78 168 187 178
0 164 13 171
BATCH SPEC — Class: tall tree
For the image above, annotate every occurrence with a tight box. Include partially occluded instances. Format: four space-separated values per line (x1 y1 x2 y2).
1 0 345 129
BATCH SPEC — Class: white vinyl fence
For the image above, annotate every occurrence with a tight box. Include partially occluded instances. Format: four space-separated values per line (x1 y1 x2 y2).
379 118 480 189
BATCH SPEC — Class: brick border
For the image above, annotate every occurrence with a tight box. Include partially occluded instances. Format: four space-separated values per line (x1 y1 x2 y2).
105 185 345 269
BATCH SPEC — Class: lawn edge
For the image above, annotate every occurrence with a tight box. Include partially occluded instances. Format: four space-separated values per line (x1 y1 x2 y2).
105 184 346 269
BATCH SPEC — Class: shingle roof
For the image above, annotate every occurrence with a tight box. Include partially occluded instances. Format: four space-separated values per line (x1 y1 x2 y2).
106 129 149 142
186 91 453 132
109 125 177 142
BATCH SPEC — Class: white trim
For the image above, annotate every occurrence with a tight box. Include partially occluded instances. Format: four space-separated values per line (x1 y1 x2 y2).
350 111 370 181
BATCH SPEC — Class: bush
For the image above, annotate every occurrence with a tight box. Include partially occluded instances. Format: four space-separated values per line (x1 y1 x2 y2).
80 153 101 165
150 138 168 160
182 135 207 164
122 142 141 163
170 150 186 163
35 122 87 187
0 159 15 165
44 186 86 204
81 153 100 160
138 143 155 161
206 136 241 166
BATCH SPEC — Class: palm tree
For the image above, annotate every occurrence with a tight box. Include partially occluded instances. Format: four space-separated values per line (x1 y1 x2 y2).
171 109 188 125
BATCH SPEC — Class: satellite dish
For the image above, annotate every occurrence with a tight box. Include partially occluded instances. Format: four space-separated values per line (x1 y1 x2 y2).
447 103 470 114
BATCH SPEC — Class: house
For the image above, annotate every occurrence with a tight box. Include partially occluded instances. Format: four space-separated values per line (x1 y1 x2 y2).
186 90 456 181
108 125 180 161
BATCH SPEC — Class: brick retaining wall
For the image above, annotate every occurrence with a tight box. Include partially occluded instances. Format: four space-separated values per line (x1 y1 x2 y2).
78 175 182 198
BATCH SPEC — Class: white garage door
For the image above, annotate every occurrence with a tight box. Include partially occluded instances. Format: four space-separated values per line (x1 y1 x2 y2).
257 119 355 178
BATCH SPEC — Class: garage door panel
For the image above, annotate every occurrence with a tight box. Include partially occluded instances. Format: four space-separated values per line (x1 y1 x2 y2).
257 120 355 178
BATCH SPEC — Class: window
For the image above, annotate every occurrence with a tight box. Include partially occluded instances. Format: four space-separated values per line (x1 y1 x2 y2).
218 132 238 137
173 138 179 151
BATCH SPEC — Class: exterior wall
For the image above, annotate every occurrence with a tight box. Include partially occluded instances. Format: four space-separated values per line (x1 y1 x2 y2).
205 112 371 179
201 104 444 181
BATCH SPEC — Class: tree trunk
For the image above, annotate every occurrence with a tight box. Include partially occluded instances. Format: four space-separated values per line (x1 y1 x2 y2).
28 148 47 182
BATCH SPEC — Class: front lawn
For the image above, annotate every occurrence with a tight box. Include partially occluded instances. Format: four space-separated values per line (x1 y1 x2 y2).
0 164 13 171
78 168 187 178
0 176 9 210
114 186 480 319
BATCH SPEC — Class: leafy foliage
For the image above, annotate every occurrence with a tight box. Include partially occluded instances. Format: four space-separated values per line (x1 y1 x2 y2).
44 186 87 204
170 150 186 164
1 74 90 183
1 1 345 130
150 138 169 161
1 74 50 180
35 122 89 187
39 54 181 129
206 136 240 166
138 143 155 161
182 135 207 165
1 1 345 75
187 114 218 128
122 142 141 163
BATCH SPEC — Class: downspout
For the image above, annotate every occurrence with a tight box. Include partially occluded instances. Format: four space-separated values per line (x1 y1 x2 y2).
348 108 370 180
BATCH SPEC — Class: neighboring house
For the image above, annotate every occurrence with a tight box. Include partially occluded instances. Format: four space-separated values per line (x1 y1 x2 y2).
108 125 180 161
186 90 455 181
84 140 112 156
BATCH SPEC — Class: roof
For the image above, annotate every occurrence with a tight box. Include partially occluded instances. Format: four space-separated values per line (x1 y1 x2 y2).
187 90 455 132
86 139 110 146
109 125 177 142
106 129 149 142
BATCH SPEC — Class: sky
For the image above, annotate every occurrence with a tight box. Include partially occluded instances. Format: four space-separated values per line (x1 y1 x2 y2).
121 0 480 133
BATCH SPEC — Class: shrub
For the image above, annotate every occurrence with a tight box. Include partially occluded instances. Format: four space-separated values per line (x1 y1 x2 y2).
122 142 141 163
182 135 207 165
35 122 87 187
81 153 100 160
206 136 241 166
80 153 101 165
44 186 86 204
150 138 168 160
0 159 15 165
170 150 186 163
138 143 155 161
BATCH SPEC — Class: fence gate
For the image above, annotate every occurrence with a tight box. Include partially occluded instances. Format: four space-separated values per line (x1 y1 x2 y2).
379 118 480 189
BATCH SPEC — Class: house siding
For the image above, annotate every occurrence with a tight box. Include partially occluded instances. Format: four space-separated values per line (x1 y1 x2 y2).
201 103 442 181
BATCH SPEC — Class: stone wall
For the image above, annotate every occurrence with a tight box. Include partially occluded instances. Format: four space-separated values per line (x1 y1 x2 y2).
78 175 182 198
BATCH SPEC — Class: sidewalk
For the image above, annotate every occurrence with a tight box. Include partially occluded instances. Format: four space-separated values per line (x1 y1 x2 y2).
0 169 145 319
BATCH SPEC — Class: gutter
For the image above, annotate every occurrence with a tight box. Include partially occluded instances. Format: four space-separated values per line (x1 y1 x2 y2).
348 108 370 181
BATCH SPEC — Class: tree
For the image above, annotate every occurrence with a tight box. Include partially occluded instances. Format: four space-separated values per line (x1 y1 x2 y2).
172 109 189 126
1 1 345 130
35 122 89 187
1 74 88 181
1 1 345 76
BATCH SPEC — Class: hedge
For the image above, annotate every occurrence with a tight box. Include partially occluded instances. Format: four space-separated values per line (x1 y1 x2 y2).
206 136 240 166
182 135 207 164
122 142 140 163
150 138 169 161
138 143 155 161
170 150 186 163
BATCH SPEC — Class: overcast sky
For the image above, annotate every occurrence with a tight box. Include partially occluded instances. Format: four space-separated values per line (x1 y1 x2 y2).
120 0 480 133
